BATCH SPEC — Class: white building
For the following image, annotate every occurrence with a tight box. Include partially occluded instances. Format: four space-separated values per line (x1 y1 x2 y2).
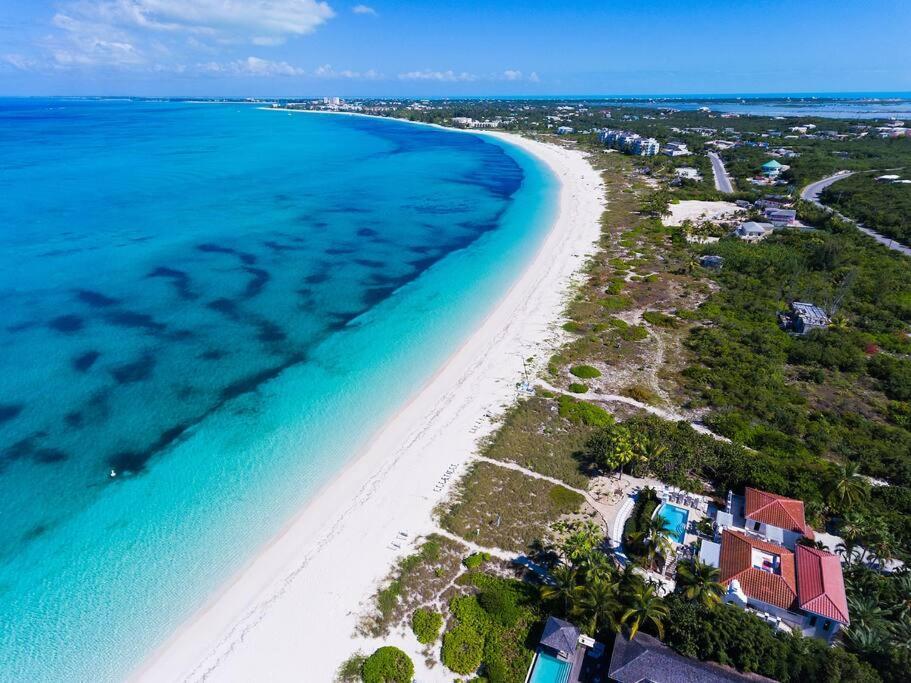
662 141 691 156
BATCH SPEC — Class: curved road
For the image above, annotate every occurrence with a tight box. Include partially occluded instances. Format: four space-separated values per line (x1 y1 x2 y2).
708 151 734 193
801 171 911 258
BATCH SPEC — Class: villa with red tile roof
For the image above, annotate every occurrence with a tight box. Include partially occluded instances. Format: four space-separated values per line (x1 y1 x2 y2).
698 488 850 642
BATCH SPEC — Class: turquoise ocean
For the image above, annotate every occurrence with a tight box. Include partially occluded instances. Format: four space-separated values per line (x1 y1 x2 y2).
0 99 556 681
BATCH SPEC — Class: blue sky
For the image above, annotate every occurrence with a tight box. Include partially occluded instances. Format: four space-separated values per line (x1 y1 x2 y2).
1 1 909 96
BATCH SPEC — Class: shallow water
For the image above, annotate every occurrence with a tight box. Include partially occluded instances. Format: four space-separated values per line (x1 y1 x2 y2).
0 100 556 680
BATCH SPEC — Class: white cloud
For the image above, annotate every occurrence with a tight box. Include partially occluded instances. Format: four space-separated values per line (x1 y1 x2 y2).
36 0 336 70
352 4 377 15
314 63 382 79
528 71 540 83
502 69 522 81
398 69 477 82
59 1 336 40
1 54 41 71
197 56 305 76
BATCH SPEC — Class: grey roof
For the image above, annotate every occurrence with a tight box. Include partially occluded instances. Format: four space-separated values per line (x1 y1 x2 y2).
791 302 830 325
609 632 775 683
540 616 580 655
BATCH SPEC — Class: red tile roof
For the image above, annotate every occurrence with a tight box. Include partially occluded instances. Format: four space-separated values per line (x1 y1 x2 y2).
744 487 814 539
795 545 850 625
718 530 797 612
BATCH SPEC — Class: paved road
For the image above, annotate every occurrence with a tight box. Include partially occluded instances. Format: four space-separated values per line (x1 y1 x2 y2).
801 171 911 258
707 151 734 193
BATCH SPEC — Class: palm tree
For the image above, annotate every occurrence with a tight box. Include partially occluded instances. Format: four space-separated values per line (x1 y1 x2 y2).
870 534 898 569
827 462 869 511
837 512 867 561
676 560 726 609
847 594 887 632
643 514 674 570
889 611 911 650
621 583 670 640
843 625 885 656
540 565 577 615
572 578 621 635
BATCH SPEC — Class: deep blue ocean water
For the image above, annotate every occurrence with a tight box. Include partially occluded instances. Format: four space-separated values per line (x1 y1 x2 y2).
0 99 556 680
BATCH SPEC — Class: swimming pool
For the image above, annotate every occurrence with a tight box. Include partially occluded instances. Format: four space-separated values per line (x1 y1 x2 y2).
528 650 572 683
658 503 689 544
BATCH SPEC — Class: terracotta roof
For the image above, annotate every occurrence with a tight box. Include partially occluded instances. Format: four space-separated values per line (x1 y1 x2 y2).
744 487 814 539
795 545 851 625
719 530 797 611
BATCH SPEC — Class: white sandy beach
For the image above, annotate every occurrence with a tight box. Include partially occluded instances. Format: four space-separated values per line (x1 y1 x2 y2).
133 129 604 683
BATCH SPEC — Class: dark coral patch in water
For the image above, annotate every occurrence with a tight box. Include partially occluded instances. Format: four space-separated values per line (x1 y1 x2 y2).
197 243 257 265
111 354 155 384
242 267 270 298
65 411 84 428
219 356 302 402
0 404 23 424
34 448 67 464
357 227 379 237
105 311 167 332
49 314 84 333
362 286 396 307
207 298 239 317
107 421 193 475
72 350 100 372
75 289 119 308
148 266 197 300
263 240 305 253
354 258 385 269
325 247 355 255
303 271 329 285
199 349 226 361
255 319 287 343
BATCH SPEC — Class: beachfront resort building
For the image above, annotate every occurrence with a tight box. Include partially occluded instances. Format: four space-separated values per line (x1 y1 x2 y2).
557 126 575 135
779 302 831 335
698 488 850 642
598 129 660 156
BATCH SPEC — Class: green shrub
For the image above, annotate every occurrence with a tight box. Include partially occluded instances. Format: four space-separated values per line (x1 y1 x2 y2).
548 485 584 509
411 608 443 645
361 646 414 683
622 384 660 405
642 310 678 327
477 583 522 628
463 552 491 571
336 653 366 682
442 597 490 675
598 294 634 312
568 382 589 394
376 580 401 618
556 395 613 427
619 324 649 341
570 364 602 379
562 321 584 333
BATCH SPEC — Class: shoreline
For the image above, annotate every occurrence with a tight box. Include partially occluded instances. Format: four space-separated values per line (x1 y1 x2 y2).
133 122 605 682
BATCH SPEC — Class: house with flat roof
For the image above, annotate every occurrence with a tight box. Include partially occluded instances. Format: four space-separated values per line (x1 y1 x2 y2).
662 141 691 156
697 487 849 641
608 632 775 682
763 208 797 226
